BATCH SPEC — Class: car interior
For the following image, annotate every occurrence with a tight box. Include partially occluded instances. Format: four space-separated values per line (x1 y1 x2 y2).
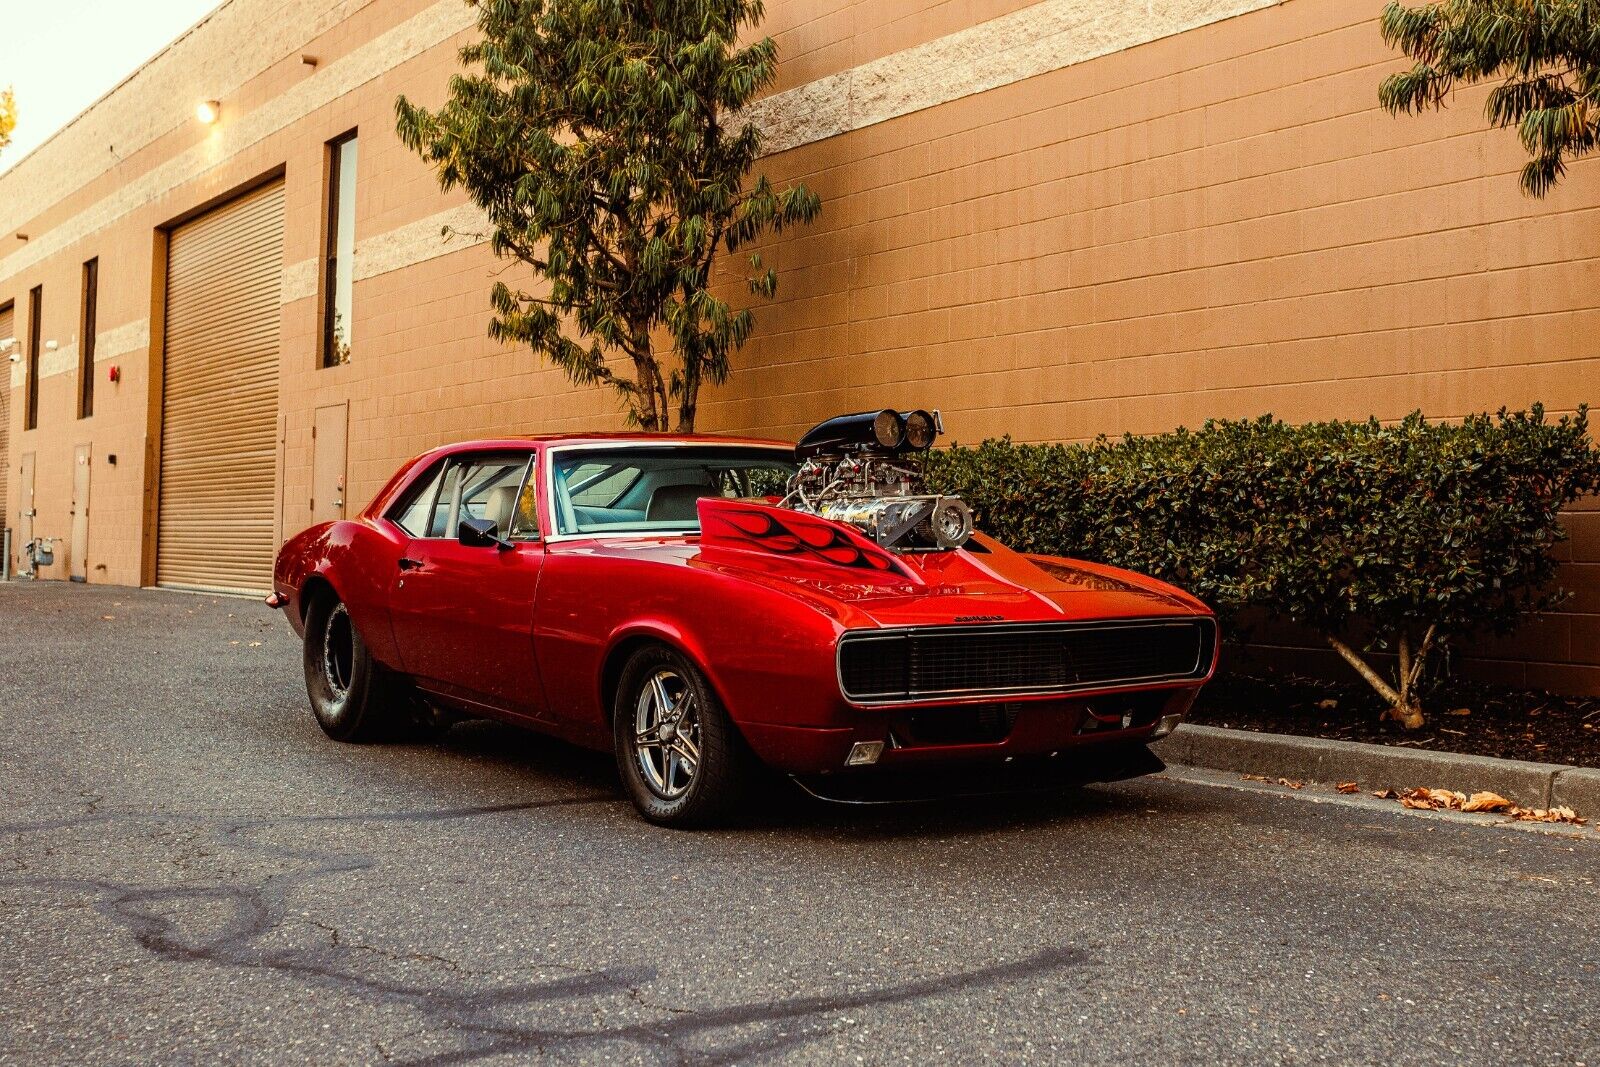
389 455 534 540
551 449 795 536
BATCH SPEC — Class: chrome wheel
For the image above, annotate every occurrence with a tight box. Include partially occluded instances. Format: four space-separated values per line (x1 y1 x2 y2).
322 602 354 700
633 668 701 800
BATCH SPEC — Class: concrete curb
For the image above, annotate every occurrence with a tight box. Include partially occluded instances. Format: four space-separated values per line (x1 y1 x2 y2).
1154 724 1595 812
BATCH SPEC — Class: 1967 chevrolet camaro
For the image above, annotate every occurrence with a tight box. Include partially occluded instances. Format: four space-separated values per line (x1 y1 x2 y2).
270 410 1217 826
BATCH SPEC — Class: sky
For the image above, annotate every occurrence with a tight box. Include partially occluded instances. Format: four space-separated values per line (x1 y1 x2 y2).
0 0 222 174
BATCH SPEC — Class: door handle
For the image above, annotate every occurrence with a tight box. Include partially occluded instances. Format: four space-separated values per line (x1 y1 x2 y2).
398 557 424 571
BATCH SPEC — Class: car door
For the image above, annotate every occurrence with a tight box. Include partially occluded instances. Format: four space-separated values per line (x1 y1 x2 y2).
386 450 550 720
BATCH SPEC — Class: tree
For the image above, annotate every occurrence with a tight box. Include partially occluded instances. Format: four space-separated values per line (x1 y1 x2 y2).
0 87 16 157
1379 0 1600 196
396 0 821 432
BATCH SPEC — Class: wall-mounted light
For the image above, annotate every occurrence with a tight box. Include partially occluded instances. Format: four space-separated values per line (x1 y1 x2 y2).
108 364 121 383
196 100 220 124
300 54 318 68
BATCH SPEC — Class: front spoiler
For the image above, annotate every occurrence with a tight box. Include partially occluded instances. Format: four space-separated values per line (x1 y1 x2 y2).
789 742 1165 805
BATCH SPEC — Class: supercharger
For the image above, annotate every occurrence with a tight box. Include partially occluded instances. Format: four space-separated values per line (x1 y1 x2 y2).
783 409 976 552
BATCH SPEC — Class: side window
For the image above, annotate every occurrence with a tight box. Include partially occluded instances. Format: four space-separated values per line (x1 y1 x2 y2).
426 455 530 538
389 461 447 536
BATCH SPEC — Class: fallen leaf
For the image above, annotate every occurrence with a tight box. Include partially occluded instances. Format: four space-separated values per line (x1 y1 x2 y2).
1277 778 1304 790
1383 788 1587 826
100 615 115 621
247 641 262 648
1336 782 1360 794
1399 787 1466 810
1448 707 1472 716
1461 791 1512 813
1508 805 1587 826
1241 774 1271 782
1315 698 1339 711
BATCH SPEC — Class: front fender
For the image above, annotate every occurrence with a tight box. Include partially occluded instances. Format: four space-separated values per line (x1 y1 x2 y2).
535 549 849 750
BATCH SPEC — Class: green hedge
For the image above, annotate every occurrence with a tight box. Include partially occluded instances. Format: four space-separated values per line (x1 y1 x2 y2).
924 407 1600 725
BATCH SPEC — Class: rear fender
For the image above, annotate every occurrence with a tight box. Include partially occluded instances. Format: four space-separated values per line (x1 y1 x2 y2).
273 519 406 666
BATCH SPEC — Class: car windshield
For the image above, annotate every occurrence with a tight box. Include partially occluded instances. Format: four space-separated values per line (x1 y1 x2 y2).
550 446 796 537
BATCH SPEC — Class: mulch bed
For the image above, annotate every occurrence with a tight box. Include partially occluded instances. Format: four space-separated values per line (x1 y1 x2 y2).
1189 668 1600 769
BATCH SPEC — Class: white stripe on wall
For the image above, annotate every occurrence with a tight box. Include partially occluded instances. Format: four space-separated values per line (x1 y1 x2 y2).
12 317 151 387
747 0 1281 154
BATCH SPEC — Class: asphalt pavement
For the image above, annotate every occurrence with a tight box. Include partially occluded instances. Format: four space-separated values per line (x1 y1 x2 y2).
1 581 1596 1065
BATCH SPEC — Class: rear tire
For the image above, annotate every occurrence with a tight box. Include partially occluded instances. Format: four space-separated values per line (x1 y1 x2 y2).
613 644 755 827
303 592 418 742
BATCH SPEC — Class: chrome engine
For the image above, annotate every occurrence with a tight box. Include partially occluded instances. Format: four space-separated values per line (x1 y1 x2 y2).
783 409 975 552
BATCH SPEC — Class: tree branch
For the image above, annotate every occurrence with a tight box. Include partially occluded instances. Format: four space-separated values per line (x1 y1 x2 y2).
1326 634 1404 707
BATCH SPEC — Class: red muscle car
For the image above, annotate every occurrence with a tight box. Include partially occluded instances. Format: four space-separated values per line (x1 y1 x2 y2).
271 410 1217 826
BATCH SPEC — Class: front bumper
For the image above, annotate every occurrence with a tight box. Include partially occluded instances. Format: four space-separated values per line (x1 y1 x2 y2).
791 741 1167 804
739 685 1198 776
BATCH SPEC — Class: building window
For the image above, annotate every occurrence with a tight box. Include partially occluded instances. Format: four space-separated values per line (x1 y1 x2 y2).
322 131 357 367
79 258 98 419
25 285 41 430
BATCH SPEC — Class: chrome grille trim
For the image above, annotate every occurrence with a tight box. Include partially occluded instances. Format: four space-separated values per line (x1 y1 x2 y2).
836 617 1216 705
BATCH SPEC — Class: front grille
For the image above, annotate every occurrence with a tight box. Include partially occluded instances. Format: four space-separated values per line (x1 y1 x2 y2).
838 618 1214 703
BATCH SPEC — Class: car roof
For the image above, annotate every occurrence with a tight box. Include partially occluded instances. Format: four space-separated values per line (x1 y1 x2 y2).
422 432 794 456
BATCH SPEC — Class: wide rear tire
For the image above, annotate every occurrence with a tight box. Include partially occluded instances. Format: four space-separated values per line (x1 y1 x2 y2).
303 592 426 742
613 644 755 827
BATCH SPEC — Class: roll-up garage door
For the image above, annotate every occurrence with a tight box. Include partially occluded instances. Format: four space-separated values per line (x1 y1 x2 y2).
0 302 12 528
157 180 284 593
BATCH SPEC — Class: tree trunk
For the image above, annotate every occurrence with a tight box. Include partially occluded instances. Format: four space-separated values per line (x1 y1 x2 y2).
627 326 669 432
676 369 699 434
1325 634 1425 729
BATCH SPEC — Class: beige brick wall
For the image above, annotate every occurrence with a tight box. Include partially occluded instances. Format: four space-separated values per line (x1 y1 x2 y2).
0 0 1596 692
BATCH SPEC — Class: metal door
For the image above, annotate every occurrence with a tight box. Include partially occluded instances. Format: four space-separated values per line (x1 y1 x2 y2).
157 180 285 593
70 445 91 581
17 451 34 575
311 402 348 525
0 302 12 531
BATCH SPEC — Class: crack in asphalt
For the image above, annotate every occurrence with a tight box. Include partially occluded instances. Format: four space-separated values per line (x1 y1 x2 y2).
0 795 1092 1064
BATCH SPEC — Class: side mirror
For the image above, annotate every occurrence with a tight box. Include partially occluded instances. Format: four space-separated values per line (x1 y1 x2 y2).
458 517 511 550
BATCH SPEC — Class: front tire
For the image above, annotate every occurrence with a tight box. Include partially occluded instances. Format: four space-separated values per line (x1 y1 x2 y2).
613 644 755 827
303 593 408 742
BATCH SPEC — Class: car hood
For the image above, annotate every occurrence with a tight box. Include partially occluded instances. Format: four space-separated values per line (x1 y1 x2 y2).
572 532 1208 631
